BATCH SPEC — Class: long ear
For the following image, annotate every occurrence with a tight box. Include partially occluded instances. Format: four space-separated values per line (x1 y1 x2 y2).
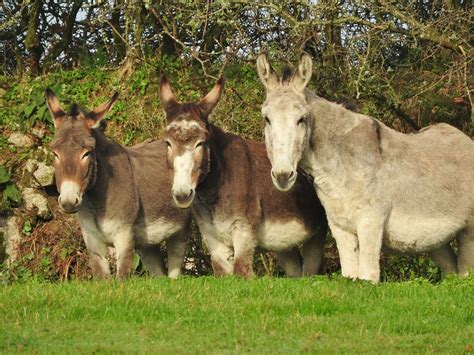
45 88 66 129
159 74 178 118
292 52 313 91
87 92 119 129
198 77 225 118
256 53 279 93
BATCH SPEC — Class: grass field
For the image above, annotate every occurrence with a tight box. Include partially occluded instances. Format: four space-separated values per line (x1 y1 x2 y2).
0 276 473 353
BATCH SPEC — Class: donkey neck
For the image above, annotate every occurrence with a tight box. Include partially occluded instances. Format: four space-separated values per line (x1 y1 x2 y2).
305 89 364 136
83 130 134 209
199 123 228 188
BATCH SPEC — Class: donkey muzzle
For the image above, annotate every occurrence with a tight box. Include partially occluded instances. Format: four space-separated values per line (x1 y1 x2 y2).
172 187 195 209
271 169 297 192
58 195 80 213
58 181 82 213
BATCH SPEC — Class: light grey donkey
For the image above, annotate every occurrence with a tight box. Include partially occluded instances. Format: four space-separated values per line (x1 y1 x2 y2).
256 52 474 282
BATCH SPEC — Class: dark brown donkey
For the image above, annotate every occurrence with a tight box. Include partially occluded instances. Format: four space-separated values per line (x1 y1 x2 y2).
159 76 327 277
46 90 191 279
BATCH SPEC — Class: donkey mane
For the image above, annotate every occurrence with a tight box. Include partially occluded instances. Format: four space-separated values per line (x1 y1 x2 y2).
281 66 294 83
167 102 206 121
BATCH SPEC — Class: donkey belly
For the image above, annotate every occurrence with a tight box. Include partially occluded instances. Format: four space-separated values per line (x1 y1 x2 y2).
384 213 462 253
257 220 310 252
133 217 184 247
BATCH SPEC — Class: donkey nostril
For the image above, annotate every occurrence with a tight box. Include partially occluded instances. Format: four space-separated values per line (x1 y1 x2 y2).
187 189 193 198
74 197 79 205
288 170 295 179
271 170 277 180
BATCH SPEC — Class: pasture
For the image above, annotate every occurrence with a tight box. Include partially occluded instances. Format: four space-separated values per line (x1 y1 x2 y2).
1 276 473 353
1 2 473 353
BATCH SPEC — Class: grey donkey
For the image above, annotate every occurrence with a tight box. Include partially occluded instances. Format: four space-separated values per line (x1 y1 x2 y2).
257 52 474 282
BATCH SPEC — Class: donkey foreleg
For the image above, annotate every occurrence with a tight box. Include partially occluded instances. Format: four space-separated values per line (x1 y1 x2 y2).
166 228 189 279
329 221 359 280
205 235 234 276
301 226 327 276
428 244 457 275
357 216 385 282
276 248 302 277
113 228 135 280
80 221 110 279
457 224 474 277
232 226 257 278
137 246 166 277
84 236 110 279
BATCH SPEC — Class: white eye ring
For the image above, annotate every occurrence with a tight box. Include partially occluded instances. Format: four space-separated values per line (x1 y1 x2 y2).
82 151 91 160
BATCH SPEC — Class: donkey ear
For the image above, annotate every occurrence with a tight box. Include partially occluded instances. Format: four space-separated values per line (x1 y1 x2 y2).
87 92 119 129
292 52 313 91
198 77 225 118
45 88 66 129
256 53 279 93
159 74 178 118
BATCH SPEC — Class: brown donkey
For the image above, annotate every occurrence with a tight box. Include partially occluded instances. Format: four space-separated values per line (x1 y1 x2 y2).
159 76 327 277
46 90 191 279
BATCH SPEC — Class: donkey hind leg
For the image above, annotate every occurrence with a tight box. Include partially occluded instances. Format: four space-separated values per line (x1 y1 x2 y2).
166 228 189 279
81 227 110 279
205 235 234 276
232 225 257 278
329 222 359 280
357 216 385 283
457 223 474 276
428 244 457 276
276 248 302 278
137 246 166 277
113 228 135 280
301 226 327 276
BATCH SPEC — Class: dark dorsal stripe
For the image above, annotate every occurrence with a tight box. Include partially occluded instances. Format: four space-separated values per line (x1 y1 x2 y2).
69 103 80 116
167 102 206 121
281 66 294 83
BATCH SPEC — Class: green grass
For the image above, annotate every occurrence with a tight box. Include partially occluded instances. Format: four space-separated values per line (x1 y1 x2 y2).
0 276 473 353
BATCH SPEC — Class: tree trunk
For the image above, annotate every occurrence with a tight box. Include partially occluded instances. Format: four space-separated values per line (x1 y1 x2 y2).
43 0 83 65
25 0 43 75
110 0 126 62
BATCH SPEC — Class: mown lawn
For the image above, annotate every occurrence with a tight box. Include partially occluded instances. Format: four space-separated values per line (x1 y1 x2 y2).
0 276 472 353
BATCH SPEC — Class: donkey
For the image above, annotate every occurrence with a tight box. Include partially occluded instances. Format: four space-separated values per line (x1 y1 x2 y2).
158 75 327 278
257 53 474 282
45 90 191 279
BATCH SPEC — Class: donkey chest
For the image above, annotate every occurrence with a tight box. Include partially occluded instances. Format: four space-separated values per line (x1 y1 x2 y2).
192 201 251 246
133 218 184 247
257 220 310 251
76 209 116 246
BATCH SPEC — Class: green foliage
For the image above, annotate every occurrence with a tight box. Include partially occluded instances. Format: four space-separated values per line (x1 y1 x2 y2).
0 164 22 212
0 165 10 184
0 277 472 352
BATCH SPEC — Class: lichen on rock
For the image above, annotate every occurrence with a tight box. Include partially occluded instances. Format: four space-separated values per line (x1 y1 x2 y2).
22 188 52 219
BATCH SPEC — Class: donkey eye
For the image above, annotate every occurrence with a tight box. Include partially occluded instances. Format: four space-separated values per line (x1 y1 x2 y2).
195 141 204 149
82 151 91 159
297 117 307 125
53 152 59 160
165 141 172 149
264 116 271 126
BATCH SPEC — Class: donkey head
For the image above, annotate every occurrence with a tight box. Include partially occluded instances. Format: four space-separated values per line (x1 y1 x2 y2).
46 89 118 213
257 52 313 191
159 75 224 209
